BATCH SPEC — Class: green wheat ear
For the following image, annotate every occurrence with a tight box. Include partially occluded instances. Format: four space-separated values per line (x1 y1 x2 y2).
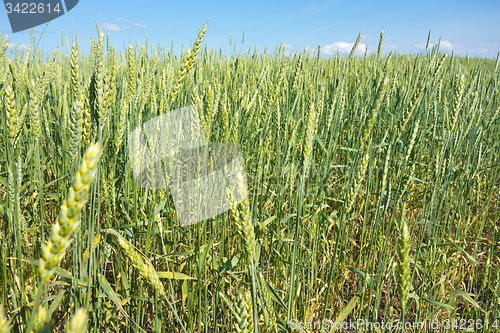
116 236 166 297
397 207 412 315
349 31 362 59
31 305 49 333
259 272 278 332
39 143 101 283
233 289 253 333
0 305 11 333
171 25 207 103
218 288 253 333
66 309 88 333
377 30 384 59
5 83 17 148
227 172 257 266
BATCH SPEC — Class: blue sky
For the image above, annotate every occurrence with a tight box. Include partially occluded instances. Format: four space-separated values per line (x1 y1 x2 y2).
1 0 499 58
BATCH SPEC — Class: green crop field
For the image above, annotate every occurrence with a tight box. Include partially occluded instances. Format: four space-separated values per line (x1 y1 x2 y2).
0 26 499 332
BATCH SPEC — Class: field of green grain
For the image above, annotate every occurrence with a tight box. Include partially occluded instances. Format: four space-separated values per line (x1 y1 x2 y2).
0 26 499 332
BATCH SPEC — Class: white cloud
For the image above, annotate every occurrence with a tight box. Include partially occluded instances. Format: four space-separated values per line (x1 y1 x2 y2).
321 41 366 55
386 44 397 50
439 40 463 50
292 46 315 56
416 40 462 51
7 43 28 50
134 22 148 28
102 22 121 31
283 43 294 55
304 46 314 54
459 43 498 57
116 17 126 21
440 40 453 50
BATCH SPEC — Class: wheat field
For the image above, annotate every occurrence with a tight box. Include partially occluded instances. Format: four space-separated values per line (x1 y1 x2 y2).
0 26 499 332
